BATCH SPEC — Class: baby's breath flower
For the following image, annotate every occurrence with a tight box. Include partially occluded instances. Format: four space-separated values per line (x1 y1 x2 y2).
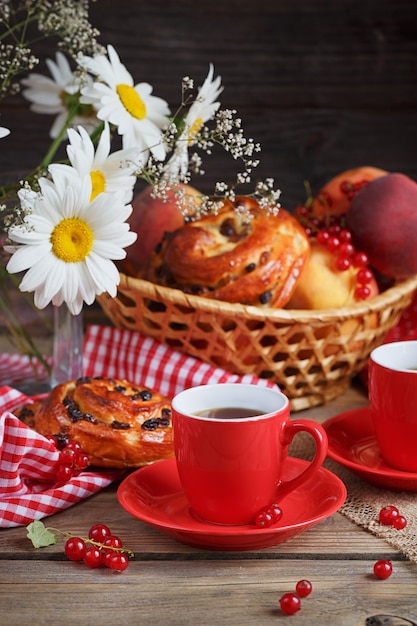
37 0 103 59
163 64 222 183
1 3 282 325
0 0 101 99
182 76 194 91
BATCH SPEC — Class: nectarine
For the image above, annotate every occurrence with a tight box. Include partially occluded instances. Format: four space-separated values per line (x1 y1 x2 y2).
346 173 417 278
124 183 201 275
309 166 388 218
287 240 379 310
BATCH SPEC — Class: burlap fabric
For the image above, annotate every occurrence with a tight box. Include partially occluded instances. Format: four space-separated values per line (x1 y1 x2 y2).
289 433 417 564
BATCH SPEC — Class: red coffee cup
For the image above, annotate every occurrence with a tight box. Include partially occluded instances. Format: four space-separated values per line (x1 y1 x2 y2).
369 340 417 472
171 383 328 525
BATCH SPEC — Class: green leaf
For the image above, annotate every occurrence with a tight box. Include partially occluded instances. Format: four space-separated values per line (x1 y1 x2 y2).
26 521 57 548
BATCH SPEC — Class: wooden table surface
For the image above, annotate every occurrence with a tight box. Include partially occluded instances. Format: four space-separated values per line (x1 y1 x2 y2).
2 2 417 623
1 384 416 626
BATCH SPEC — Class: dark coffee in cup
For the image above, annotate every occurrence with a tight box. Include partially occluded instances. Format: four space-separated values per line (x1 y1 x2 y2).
194 407 262 419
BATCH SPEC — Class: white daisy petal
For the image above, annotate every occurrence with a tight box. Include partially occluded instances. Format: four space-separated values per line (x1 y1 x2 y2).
59 124 137 203
22 52 100 139
7 167 136 312
79 45 170 159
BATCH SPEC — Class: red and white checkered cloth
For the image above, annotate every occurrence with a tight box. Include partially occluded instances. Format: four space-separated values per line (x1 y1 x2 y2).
0 324 276 528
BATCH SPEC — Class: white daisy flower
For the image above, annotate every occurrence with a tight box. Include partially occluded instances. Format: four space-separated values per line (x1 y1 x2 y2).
21 52 98 139
0 126 10 139
163 64 223 181
6 171 137 315
79 45 171 162
49 122 139 204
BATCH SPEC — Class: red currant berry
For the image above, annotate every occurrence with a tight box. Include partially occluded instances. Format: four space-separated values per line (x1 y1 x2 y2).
83 546 103 568
64 537 86 561
339 229 352 242
338 242 355 258
392 515 407 530
64 441 82 453
59 448 77 465
318 190 333 207
378 505 399 526
327 235 340 251
336 256 351 271
103 550 115 568
267 504 283 524
55 464 74 485
255 511 273 528
317 229 330 245
356 267 373 285
72 452 89 475
356 179 368 190
105 552 129 572
352 251 369 267
340 180 353 195
296 205 309 217
279 592 301 615
88 523 112 542
328 223 341 235
373 560 393 579
354 285 371 300
103 535 123 551
310 216 322 228
295 579 313 598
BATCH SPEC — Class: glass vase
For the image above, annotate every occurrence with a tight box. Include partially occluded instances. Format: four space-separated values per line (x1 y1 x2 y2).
50 304 84 388
0 272 54 394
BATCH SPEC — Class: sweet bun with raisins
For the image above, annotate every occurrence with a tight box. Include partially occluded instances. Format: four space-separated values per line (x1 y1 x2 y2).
16 376 174 469
146 197 310 307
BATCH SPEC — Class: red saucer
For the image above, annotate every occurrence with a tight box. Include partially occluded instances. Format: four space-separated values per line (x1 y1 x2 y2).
117 457 346 551
323 407 417 491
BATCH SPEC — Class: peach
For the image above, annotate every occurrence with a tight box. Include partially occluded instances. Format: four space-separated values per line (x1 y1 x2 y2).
346 173 417 278
287 240 379 310
309 166 388 218
123 183 201 276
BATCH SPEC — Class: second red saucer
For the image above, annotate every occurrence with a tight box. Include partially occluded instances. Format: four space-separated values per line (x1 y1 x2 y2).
323 407 417 491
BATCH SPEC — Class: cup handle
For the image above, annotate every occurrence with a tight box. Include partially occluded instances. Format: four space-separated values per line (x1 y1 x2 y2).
276 419 328 500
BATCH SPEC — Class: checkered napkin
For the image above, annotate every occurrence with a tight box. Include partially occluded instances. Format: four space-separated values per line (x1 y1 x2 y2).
0 325 276 528
0 386 122 528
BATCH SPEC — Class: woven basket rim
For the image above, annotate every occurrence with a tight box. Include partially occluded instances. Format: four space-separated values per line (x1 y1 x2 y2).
117 273 417 323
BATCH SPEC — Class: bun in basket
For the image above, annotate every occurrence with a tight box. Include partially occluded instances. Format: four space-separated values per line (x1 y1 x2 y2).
146 197 310 308
16 376 174 468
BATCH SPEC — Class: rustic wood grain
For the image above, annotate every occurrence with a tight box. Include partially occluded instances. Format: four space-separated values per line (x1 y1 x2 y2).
1 559 416 626
1 386 417 625
1 0 417 209
2 3 417 623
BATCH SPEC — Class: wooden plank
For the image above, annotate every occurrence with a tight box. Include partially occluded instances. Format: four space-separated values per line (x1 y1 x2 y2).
0 559 416 626
0 481 398 560
1 0 417 209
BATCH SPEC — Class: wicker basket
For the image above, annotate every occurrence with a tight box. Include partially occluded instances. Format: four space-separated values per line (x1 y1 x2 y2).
98 274 417 411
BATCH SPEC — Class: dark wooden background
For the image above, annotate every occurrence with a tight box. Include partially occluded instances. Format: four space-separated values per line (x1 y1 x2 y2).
2 0 417 211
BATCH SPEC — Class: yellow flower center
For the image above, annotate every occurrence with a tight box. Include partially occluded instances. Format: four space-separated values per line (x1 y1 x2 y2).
51 218 93 263
116 84 146 119
90 170 106 201
187 118 203 145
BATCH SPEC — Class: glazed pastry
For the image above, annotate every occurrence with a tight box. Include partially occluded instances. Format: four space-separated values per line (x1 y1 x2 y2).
16 376 174 468
146 197 310 307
